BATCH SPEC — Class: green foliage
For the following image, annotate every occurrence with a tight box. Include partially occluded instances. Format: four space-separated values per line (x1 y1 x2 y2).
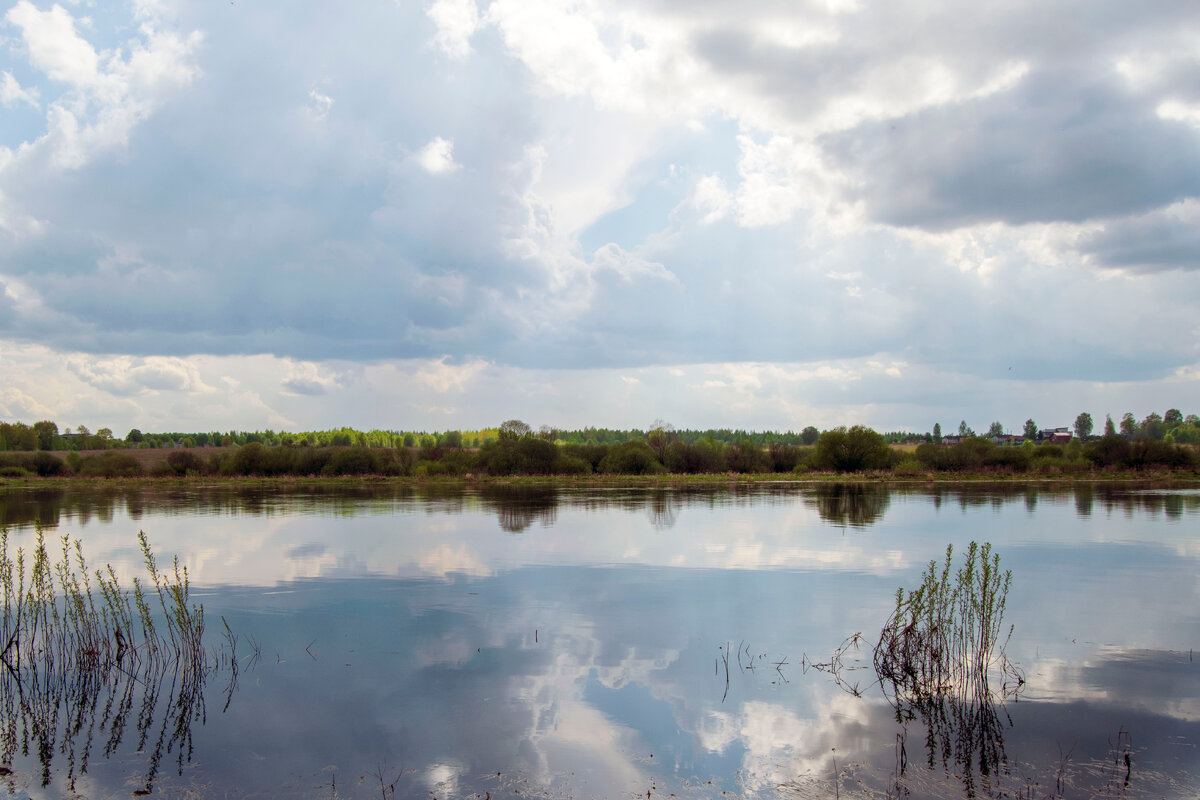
0 451 69 476
1140 412 1166 440
33 420 58 451
875 542 1020 705
561 444 610 471
478 434 561 475
663 439 725 473
725 438 770 473
75 452 142 478
768 443 809 472
1119 412 1137 437
815 426 891 472
597 441 666 475
165 450 207 475
1023 419 1038 440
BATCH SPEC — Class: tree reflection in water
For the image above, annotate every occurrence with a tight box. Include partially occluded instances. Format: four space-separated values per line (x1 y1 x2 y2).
807 483 892 528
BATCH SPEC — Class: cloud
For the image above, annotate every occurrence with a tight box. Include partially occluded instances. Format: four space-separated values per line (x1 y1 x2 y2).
306 87 333 120
0 70 39 108
0 386 55 418
0 0 1197 432
2 0 202 173
281 360 342 396
6 2 100 87
415 135 461 174
427 0 481 59
65 355 216 396
823 68 1200 231
1077 200 1200 272
590 243 677 285
688 174 732 224
414 356 489 393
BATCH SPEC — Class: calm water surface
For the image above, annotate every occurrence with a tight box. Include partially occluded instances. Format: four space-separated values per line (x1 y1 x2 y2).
1 482 1198 799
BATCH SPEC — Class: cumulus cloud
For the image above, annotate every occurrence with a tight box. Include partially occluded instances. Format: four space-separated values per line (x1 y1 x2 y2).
65 355 216 396
2 0 202 172
0 386 55 418
427 0 481 59
0 70 39 108
415 136 461 174
414 356 489 393
281 360 342 396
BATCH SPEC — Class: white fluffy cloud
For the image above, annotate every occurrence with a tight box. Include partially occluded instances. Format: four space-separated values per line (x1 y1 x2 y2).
415 135 461 174
3 0 201 173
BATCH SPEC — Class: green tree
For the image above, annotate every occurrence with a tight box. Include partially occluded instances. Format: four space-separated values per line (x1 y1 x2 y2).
932 422 942 442
987 421 1004 438
1164 408 1183 426
1074 412 1093 442
815 426 891 472
800 426 820 446
1023 419 1038 440
957 420 975 437
499 419 532 439
1140 412 1166 440
1119 412 1137 438
1103 414 1116 437
126 428 144 445
33 420 58 451
645 422 677 464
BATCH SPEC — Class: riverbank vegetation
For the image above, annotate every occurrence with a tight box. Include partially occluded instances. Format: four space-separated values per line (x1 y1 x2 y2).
0 420 1196 480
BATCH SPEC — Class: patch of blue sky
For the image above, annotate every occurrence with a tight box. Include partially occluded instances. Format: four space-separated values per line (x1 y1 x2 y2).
578 118 742 254
0 102 43 150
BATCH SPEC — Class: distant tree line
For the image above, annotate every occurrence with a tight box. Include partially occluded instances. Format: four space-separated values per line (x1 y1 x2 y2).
1 414 1196 479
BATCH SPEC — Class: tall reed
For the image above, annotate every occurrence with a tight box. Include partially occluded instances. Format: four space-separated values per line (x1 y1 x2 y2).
0 526 231 792
0 526 208 677
873 541 1021 706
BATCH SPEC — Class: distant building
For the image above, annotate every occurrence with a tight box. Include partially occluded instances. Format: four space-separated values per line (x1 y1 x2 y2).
1038 427 1073 445
991 435 1024 446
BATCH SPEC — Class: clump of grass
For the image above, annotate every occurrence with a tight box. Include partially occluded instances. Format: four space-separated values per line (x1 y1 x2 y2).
0 526 207 676
874 541 1022 706
0 526 239 793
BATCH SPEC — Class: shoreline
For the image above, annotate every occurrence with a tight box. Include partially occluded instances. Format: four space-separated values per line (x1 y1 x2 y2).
3 469 1199 491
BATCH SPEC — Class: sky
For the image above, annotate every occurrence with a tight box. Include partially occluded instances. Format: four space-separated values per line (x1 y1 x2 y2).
1 0 1198 436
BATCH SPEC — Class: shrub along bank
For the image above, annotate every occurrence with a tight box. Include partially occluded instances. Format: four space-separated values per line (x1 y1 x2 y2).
1 429 1196 479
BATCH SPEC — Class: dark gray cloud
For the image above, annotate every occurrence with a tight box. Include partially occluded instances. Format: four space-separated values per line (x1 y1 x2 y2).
1078 206 1200 272
823 68 1200 230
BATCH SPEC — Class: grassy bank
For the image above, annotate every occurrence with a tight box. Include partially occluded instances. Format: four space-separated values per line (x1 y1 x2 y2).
3 467 1198 491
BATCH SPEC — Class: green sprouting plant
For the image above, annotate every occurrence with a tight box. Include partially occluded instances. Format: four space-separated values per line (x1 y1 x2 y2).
875 541 1021 705
0 526 211 677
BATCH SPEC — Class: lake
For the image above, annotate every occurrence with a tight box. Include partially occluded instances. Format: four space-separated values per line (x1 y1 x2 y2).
0 481 1198 799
